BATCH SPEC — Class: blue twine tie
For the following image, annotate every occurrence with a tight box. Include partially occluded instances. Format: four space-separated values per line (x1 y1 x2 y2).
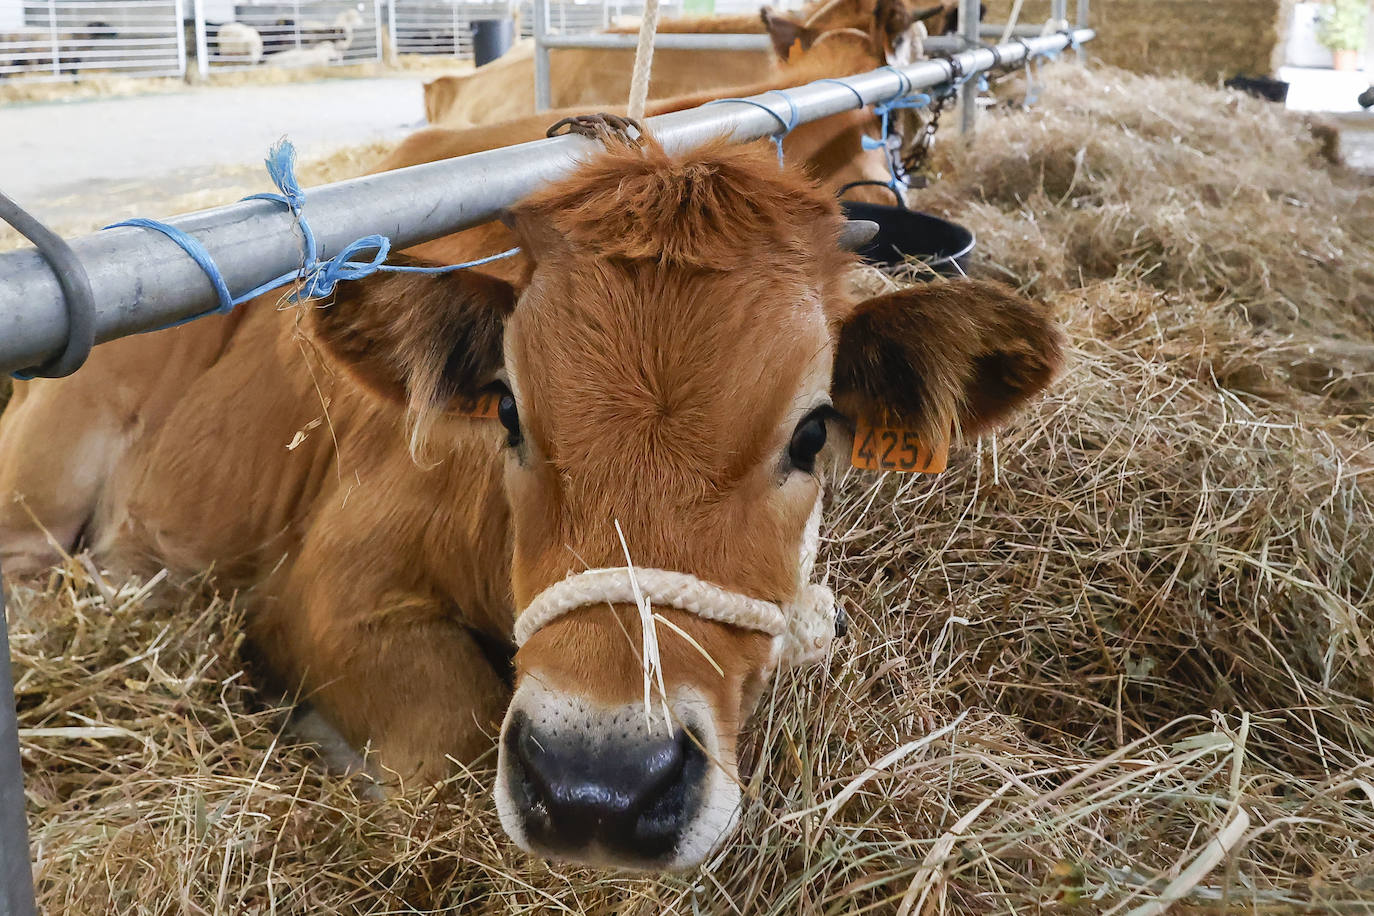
704 90 800 166
867 92 932 190
879 65 914 97
108 139 521 332
1024 51 1041 107
863 68 932 190
815 68 934 191
815 77 866 107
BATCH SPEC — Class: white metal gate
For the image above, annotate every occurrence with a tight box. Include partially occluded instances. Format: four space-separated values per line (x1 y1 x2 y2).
193 0 381 74
386 0 688 60
519 0 607 37
518 0 686 38
0 0 186 82
386 0 508 59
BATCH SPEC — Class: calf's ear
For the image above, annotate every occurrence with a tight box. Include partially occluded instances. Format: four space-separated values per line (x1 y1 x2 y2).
761 7 817 61
307 254 517 408
832 279 1064 447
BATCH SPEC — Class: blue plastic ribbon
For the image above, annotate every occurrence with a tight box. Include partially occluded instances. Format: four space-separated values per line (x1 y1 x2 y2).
108 139 521 332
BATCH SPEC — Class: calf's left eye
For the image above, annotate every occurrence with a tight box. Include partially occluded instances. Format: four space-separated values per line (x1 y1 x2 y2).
788 412 829 473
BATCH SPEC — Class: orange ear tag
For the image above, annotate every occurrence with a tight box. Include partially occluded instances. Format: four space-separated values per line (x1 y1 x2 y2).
850 421 949 474
454 390 502 420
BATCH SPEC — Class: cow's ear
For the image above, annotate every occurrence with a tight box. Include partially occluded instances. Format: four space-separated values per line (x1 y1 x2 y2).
832 279 1064 447
761 7 817 61
307 254 517 407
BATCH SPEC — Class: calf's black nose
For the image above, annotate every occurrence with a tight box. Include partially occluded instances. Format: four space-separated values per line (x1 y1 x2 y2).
505 712 705 861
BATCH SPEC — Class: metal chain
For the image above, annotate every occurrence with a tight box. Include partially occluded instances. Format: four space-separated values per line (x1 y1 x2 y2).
899 89 955 183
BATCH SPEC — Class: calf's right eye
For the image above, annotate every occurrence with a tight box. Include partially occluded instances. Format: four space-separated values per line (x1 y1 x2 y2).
497 389 522 447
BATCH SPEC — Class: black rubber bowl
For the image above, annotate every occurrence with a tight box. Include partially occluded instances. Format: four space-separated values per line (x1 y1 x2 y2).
840 198 975 276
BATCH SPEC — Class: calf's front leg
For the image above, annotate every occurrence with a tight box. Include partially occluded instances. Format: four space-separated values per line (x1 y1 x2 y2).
254 577 512 784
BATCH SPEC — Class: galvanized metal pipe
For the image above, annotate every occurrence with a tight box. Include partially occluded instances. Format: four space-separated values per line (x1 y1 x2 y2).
386 0 398 63
0 567 38 916
193 0 210 78
958 0 980 134
534 25 1036 53
533 0 551 111
173 0 187 78
370 0 384 64
0 29 1092 374
1076 0 1090 62
537 32 772 51
977 22 1044 38
44 0 59 78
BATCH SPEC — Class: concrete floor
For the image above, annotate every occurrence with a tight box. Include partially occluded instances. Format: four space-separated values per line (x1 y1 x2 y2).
1279 65 1371 113
1277 67 1374 176
0 77 428 202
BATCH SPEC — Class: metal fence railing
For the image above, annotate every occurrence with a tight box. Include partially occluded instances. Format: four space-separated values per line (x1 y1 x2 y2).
386 0 508 58
0 0 186 81
385 0 683 61
192 0 381 75
0 27 1094 374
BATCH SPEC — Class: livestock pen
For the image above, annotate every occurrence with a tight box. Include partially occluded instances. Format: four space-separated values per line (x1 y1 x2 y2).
3 9 1374 916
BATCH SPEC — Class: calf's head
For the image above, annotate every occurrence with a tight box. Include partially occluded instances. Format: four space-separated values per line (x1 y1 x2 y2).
310 140 1062 870
759 0 929 200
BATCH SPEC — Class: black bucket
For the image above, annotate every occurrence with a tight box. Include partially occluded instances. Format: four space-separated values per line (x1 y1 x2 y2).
839 182 975 276
472 18 515 67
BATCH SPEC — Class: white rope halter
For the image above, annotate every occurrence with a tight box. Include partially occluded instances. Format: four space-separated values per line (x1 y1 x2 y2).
513 500 839 668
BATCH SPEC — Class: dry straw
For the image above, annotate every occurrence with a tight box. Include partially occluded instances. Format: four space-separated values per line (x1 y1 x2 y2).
6 62 1374 912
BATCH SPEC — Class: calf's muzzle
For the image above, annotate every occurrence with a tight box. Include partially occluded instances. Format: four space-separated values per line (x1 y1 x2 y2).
504 711 707 862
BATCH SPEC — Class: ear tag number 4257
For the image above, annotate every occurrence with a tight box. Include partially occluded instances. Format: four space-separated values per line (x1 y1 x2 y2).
851 422 948 474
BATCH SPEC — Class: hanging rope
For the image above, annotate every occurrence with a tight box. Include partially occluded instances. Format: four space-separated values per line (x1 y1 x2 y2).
999 0 1025 45
625 0 663 123
107 140 520 333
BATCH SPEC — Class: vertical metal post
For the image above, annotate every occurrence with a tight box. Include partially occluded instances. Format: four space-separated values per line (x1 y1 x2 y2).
193 0 209 78
1075 0 1088 63
958 0 978 134
450 0 458 58
386 0 398 61
0 566 38 916
45 0 59 77
174 0 188 78
1050 0 1067 28
372 0 383 62
533 0 551 111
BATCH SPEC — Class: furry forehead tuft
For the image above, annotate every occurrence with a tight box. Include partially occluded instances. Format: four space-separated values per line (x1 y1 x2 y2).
511 139 852 271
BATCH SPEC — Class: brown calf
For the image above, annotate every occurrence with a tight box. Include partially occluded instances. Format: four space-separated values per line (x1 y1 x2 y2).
0 133 1061 869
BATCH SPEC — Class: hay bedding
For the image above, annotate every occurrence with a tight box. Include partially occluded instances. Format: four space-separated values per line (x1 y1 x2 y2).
6 63 1374 913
